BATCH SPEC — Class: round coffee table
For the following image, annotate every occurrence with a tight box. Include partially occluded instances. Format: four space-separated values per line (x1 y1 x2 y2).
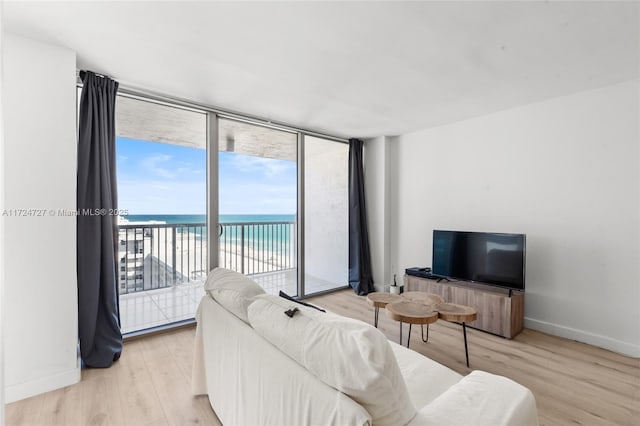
366 292 403 328
402 291 445 305
436 303 477 323
385 301 439 348
436 303 477 367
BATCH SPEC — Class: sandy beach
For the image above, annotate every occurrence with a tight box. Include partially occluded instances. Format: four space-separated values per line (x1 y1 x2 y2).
119 227 296 290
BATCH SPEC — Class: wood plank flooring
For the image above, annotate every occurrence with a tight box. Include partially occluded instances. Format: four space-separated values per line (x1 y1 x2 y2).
6 289 640 425
5 332 221 426
311 290 640 426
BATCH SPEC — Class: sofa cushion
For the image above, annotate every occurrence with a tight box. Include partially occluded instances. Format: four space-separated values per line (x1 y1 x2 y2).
407 371 539 426
248 294 417 426
204 267 265 323
389 341 462 411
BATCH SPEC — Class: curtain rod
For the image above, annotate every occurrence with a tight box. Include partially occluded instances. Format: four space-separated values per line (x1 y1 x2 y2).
78 70 112 80
76 70 349 144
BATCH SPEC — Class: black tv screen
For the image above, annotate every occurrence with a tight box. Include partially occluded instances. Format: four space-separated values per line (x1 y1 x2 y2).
432 230 526 291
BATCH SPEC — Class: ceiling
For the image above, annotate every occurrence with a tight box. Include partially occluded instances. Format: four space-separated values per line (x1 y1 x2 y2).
4 1 639 138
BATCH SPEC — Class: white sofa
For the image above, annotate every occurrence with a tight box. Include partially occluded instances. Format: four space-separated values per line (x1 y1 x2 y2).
192 269 538 426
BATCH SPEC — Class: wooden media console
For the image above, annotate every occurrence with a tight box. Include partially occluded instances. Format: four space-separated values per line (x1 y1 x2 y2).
404 275 524 338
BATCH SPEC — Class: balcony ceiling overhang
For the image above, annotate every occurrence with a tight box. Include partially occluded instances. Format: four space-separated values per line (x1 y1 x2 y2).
117 95 296 161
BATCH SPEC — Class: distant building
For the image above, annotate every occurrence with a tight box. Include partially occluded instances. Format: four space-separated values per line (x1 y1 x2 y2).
117 217 205 293
118 219 146 292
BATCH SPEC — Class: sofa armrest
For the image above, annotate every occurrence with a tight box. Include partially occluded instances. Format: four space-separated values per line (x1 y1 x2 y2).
407 371 538 426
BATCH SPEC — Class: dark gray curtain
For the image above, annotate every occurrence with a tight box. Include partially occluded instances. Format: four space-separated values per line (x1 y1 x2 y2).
348 138 374 295
77 70 122 367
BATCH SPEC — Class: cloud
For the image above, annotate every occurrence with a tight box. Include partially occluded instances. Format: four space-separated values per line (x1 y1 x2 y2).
118 179 206 214
139 154 203 179
218 181 296 214
229 155 295 179
140 154 176 178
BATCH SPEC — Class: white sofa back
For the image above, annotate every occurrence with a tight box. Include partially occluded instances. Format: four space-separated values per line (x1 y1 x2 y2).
194 296 372 425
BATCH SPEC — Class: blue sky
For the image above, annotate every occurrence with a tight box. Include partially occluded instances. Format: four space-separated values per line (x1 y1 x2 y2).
116 137 296 215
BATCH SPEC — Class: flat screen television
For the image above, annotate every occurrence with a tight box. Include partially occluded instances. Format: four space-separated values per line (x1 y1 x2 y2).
432 230 526 291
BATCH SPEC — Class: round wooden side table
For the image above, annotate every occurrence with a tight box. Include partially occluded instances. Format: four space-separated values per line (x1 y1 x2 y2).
402 291 445 306
366 292 402 328
436 303 478 367
385 301 439 348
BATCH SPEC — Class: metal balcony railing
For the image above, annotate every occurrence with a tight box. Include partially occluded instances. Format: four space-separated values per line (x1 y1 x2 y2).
219 221 296 275
118 221 296 294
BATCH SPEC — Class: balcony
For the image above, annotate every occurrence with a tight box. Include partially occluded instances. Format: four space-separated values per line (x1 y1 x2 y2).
118 220 343 333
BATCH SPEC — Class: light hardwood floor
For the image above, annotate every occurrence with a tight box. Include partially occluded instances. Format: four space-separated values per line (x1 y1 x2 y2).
5 330 221 426
6 289 640 425
312 290 640 426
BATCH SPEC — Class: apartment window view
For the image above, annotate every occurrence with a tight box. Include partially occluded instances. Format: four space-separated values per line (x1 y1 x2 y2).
115 96 349 334
218 119 300 296
218 122 349 296
116 96 208 333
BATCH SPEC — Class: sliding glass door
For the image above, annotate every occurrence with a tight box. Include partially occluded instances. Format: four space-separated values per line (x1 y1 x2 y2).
217 118 299 296
105 90 348 335
215 120 349 297
115 95 207 333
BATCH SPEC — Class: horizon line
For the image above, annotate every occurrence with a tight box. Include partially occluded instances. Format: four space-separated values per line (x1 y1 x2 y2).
124 213 296 216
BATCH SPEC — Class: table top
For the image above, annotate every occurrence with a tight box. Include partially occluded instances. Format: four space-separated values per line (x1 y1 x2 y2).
402 291 445 305
385 301 439 325
369 291 477 324
435 302 477 322
366 292 403 308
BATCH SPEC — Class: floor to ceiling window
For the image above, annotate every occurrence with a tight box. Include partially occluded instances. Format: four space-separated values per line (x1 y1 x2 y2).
114 95 207 333
83 85 350 334
217 118 299 295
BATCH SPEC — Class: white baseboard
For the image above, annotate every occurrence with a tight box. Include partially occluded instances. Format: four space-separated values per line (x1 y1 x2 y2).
524 317 640 358
5 367 81 403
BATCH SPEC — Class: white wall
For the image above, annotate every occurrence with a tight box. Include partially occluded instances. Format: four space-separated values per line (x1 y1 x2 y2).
364 137 385 290
365 136 398 291
0 5 6 422
389 79 640 356
3 35 79 402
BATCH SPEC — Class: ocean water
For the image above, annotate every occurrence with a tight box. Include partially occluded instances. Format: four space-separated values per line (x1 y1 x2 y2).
122 214 296 246
123 214 295 224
